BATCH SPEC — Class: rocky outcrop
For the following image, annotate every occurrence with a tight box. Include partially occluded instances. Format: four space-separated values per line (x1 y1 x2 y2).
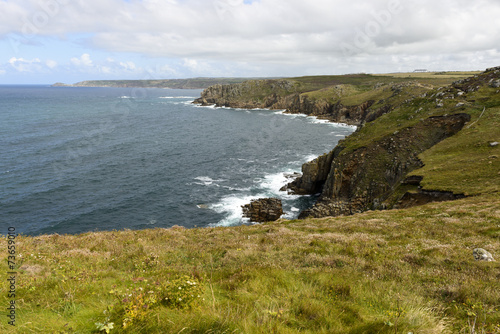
452 66 500 92
281 95 384 125
295 113 471 219
242 198 283 222
193 79 297 109
395 190 466 209
283 146 344 195
473 248 495 262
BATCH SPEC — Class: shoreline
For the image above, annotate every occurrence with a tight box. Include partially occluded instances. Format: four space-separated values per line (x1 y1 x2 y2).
192 101 355 227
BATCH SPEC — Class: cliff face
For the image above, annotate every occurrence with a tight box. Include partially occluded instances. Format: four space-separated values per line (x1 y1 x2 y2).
284 145 344 195
296 113 471 218
193 79 297 109
194 79 395 126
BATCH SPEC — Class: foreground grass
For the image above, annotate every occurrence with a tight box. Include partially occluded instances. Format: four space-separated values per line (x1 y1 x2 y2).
1 194 499 333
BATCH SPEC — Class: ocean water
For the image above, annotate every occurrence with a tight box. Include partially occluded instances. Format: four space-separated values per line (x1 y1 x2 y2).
0 85 355 236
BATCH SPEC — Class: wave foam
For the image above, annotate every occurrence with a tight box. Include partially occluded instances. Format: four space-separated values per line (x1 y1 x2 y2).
209 194 258 227
194 104 217 109
159 96 197 99
275 110 308 118
193 176 224 187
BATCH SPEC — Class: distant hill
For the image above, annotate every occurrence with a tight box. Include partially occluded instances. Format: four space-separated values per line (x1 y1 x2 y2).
52 77 276 89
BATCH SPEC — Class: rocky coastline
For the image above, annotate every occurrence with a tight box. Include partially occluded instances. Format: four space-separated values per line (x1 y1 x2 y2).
194 68 500 220
193 78 396 126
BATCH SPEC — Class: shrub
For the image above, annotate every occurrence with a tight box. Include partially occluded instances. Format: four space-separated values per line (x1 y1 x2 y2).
106 275 204 330
161 275 205 309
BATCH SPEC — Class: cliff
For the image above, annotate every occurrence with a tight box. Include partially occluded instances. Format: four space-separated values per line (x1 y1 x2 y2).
195 76 397 126
196 69 499 219
292 67 499 218
297 113 470 218
193 75 454 126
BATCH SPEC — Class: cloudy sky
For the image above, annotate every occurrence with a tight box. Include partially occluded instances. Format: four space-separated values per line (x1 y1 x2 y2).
1 0 499 84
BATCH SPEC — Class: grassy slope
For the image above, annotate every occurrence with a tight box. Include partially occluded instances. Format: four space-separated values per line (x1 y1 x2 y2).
0 195 498 333
198 72 477 105
2 70 499 333
332 73 499 198
291 71 478 96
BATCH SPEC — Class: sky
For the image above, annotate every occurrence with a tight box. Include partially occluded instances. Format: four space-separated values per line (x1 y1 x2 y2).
1 0 500 84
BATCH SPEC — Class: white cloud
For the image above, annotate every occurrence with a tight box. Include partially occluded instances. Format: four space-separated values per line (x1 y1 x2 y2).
84 0 500 72
1 0 500 79
183 59 198 71
8 57 42 72
119 61 136 70
71 53 93 67
46 59 57 69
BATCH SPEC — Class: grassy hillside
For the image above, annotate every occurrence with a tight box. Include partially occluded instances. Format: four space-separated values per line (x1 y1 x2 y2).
290 71 478 93
328 69 499 200
0 195 498 333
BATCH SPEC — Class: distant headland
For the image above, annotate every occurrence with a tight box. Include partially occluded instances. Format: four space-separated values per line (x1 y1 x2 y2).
51 77 276 89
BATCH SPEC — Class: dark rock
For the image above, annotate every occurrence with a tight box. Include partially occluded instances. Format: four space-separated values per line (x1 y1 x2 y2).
242 198 283 222
395 190 465 209
401 175 423 186
285 146 344 195
280 172 302 191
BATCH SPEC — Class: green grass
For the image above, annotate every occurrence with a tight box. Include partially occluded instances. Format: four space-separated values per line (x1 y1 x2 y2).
1 195 499 333
413 106 500 195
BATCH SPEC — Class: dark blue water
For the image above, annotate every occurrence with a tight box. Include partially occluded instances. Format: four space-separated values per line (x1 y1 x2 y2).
0 85 355 235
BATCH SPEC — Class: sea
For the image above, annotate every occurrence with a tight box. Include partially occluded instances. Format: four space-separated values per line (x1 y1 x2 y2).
0 85 355 236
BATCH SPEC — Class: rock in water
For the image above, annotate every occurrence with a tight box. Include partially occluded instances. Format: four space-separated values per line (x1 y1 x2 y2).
242 198 283 223
473 248 495 262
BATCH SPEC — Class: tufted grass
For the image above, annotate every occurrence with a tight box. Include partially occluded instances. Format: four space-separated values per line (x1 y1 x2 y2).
1 193 499 333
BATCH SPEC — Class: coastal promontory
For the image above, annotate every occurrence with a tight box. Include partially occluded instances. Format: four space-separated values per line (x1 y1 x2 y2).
194 69 500 219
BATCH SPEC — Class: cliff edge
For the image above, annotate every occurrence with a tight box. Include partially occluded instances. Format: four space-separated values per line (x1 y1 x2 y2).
193 74 431 126
195 69 499 219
